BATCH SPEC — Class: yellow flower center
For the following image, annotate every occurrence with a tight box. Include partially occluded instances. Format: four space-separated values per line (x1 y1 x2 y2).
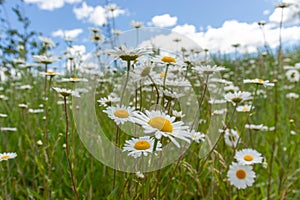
161 56 176 63
242 107 250 112
47 71 56 75
256 78 264 83
71 77 79 81
244 155 254 161
1 155 10 160
134 140 151 150
160 72 166 78
236 169 246 179
114 109 129 118
148 116 173 132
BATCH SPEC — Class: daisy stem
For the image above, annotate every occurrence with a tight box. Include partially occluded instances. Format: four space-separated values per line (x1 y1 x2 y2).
148 74 160 107
120 60 131 106
63 96 80 200
197 103 238 174
190 74 209 130
43 63 48 98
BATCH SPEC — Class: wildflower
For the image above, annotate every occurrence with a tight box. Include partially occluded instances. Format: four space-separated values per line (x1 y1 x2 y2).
39 36 55 48
133 110 191 148
0 113 8 118
61 77 88 83
189 130 205 143
36 140 43 146
97 94 120 107
136 171 145 179
52 87 73 97
243 78 274 87
32 55 59 64
222 129 241 148
286 92 299 99
0 152 17 161
130 20 143 29
286 69 299 82
194 65 226 75
122 136 162 158
227 162 256 189
234 148 263 165
161 56 176 64
0 127 17 132
236 105 253 112
103 105 136 125
28 108 44 114
224 91 252 105
106 45 150 62
40 71 60 77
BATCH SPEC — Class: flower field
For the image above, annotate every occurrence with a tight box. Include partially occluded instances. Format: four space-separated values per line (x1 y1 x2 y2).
0 1 300 200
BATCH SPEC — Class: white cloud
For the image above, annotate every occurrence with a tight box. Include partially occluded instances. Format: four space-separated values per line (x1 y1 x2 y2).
269 0 300 24
73 2 125 26
151 14 177 28
172 24 196 35
171 20 300 54
67 45 86 55
52 28 83 39
24 0 81 11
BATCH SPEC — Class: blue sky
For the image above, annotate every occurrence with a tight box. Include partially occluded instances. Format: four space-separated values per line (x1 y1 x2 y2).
2 0 300 54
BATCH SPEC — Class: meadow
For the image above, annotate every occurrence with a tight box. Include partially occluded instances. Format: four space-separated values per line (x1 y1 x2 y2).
1 2 300 200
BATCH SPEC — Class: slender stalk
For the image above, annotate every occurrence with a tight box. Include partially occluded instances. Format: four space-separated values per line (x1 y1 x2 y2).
63 96 80 200
197 103 238 174
190 74 209 130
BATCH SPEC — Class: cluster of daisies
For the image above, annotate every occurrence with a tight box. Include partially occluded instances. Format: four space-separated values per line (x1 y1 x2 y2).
227 148 263 189
102 105 205 158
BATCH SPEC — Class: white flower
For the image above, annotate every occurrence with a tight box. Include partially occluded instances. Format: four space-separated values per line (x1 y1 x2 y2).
243 78 274 87
0 127 17 132
286 92 299 99
97 94 120 107
224 91 252 105
122 136 161 159
222 129 241 148
236 105 253 112
133 110 191 148
189 130 205 143
227 162 256 189
103 105 136 125
32 55 59 64
0 152 17 161
234 148 263 165
286 69 299 82
193 65 226 75
52 87 77 97
106 45 150 62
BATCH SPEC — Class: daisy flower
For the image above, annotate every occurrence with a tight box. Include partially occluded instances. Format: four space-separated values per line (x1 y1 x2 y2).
189 130 205 143
243 78 274 87
227 162 256 189
236 105 253 112
222 129 241 148
286 69 299 82
193 65 226 75
0 127 17 132
0 152 17 161
52 87 73 97
97 94 120 107
133 110 191 148
122 136 162 158
106 45 150 62
103 105 136 125
234 148 263 165
32 55 59 64
224 91 252 105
